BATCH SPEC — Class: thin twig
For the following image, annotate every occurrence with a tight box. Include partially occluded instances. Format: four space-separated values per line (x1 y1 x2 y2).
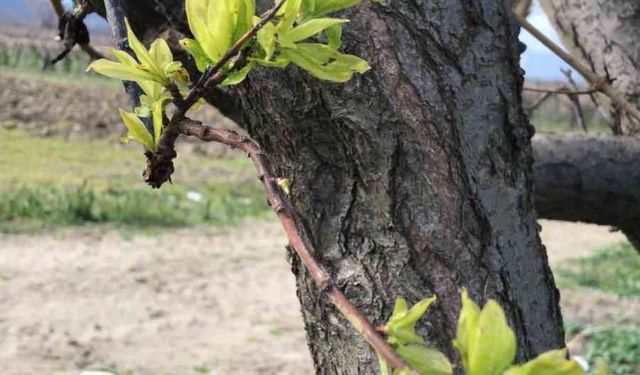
561 69 588 133
514 12 640 124
180 119 410 372
526 91 553 115
523 86 599 95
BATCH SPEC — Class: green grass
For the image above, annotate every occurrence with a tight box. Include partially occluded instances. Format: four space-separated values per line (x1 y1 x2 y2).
0 129 269 231
556 242 640 298
585 326 640 375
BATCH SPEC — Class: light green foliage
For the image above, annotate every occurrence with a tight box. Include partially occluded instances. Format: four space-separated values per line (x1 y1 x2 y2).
556 242 640 298
87 0 371 153
378 296 454 375
377 290 610 375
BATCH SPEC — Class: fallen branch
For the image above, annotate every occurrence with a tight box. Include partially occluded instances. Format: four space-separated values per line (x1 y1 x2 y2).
514 12 640 125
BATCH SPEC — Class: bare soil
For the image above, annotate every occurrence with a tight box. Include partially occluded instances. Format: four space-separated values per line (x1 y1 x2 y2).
0 219 634 374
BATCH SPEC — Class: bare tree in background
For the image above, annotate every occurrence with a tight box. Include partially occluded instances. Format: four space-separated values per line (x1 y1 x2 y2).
533 0 640 250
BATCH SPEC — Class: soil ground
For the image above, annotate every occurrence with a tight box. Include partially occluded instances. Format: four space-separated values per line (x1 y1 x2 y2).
0 219 635 375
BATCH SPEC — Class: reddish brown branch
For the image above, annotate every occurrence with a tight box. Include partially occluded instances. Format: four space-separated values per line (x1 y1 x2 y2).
179 119 410 371
515 12 640 124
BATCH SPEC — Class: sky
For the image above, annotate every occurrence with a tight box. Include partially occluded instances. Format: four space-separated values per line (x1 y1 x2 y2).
519 0 575 81
2 0 574 81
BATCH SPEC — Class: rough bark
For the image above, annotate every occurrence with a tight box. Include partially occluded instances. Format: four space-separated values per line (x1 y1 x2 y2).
101 0 566 372
539 0 640 134
533 133 640 249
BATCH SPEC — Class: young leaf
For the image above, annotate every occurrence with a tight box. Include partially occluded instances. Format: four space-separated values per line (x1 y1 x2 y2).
280 18 348 47
125 19 164 79
256 19 277 60
325 23 343 49
396 345 453 375
313 0 361 17
151 100 165 148
207 0 234 59
282 47 353 82
119 109 155 151
279 0 303 32
467 300 517 375
149 38 173 69
87 59 158 83
179 38 212 72
185 0 218 62
222 63 255 86
453 288 481 373
504 349 585 375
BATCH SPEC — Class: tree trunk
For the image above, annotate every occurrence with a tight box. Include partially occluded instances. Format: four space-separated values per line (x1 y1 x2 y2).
532 133 640 250
539 0 640 134
102 0 566 372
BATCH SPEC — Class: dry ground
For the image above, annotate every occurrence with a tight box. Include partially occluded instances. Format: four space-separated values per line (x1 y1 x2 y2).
0 219 635 374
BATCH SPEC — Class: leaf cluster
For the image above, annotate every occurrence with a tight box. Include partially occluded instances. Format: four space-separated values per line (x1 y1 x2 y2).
87 0 372 152
378 289 610 375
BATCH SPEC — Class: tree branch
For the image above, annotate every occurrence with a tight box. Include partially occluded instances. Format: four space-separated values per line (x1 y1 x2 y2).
514 12 640 125
49 0 105 64
179 118 410 371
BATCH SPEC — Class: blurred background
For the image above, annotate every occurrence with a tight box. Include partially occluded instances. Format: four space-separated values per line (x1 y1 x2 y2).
0 0 637 374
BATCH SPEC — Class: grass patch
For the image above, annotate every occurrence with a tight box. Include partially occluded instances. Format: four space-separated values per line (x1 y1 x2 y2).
556 242 640 298
585 326 640 375
0 129 269 231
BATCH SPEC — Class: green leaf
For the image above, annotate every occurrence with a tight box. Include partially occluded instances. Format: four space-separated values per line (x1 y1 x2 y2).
396 345 453 375
151 100 165 148
207 0 234 59
325 23 342 49
86 59 158 83
504 349 585 375
468 300 517 375
295 43 370 73
256 19 277 60
119 109 154 151
185 0 218 62
232 0 255 42
279 0 302 32
222 63 255 86
149 38 173 69
282 47 353 82
313 0 361 17
453 288 481 373
179 38 212 72
110 48 138 66
301 0 317 16
125 19 163 79
377 353 391 375
280 18 348 47
250 56 290 68
394 296 436 330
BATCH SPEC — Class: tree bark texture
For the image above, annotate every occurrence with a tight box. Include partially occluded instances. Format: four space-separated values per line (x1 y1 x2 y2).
539 0 640 134
533 133 640 250
101 0 566 372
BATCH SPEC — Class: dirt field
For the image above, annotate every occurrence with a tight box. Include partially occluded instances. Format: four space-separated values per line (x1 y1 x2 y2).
0 219 634 375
